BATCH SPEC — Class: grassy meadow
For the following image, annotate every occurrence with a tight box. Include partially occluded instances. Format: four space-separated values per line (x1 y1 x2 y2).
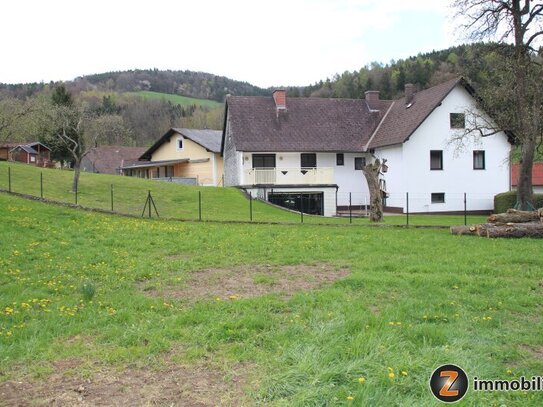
130 91 223 109
0 191 542 405
0 162 488 227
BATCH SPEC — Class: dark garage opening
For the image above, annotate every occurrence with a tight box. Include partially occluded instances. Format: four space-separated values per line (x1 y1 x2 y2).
268 192 324 216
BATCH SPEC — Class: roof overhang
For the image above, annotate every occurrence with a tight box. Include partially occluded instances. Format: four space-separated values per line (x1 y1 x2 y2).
121 158 189 169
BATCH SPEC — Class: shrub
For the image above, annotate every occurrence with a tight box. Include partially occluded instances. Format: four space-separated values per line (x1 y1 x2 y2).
494 191 543 213
81 280 96 301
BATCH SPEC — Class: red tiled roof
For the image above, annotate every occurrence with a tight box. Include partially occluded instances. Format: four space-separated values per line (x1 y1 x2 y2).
511 163 543 186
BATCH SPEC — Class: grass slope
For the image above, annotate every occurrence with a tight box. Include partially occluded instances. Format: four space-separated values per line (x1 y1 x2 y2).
1 193 542 405
0 162 488 226
130 91 222 109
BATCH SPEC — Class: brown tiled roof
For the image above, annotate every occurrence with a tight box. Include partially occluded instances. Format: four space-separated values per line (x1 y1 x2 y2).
368 77 465 149
85 146 147 174
226 96 392 152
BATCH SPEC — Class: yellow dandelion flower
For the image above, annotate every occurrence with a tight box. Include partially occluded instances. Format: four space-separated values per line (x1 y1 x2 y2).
388 372 395 379
346 396 354 401
401 371 408 376
358 376 366 384
387 367 394 372
507 369 513 375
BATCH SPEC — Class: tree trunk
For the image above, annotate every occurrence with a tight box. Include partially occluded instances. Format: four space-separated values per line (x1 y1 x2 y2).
488 209 540 223
72 157 81 193
516 136 536 210
362 159 386 222
485 224 543 238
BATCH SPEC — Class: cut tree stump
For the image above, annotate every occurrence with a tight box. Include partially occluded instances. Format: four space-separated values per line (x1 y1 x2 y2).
450 225 478 235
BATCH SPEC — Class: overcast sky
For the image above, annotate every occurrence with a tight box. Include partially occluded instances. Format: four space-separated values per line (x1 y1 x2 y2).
1 0 460 88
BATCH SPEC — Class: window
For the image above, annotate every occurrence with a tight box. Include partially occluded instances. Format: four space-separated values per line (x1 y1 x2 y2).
165 166 174 178
431 193 445 203
176 137 183 151
450 113 465 129
473 150 485 170
336 153 344 166
30 155 36 162
354 157 366 170
430 150 443 170
252 154 276 168
301 153 317 168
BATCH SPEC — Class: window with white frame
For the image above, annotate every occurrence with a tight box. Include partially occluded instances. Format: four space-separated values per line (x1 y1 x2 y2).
473 150 485 170
176 137 184 151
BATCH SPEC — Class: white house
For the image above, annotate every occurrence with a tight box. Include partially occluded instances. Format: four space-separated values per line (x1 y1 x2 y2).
221 78 511 216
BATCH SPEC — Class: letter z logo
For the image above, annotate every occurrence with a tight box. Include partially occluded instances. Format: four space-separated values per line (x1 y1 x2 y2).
430 365 468 403
439 371 459 397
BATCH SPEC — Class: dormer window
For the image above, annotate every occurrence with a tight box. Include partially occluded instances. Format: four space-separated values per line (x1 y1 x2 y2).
176 137 184 151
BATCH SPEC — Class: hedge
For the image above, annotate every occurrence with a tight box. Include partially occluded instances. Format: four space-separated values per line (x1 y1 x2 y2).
494 191 543 213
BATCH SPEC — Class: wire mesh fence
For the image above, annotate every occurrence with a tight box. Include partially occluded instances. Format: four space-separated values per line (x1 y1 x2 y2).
0 164 496 227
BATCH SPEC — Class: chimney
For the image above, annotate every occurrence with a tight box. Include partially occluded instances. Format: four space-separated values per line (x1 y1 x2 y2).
405 83 415 105
273 89 287 110
364 90 379 108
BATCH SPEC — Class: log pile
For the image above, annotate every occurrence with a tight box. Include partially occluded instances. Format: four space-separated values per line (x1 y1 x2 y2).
450 208 543 238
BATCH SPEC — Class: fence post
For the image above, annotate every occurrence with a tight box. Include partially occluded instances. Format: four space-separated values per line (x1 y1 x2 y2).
406 192 409 227
111 184 114 212
464 192 467 226
147 190 151 217
40 172 43 199
198 191 202 221
349 192 352 224
8 167 11 193
249 191 253 222
300 193 304 223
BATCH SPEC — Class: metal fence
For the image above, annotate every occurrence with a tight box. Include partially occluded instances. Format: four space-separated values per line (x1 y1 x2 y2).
0 165 496 227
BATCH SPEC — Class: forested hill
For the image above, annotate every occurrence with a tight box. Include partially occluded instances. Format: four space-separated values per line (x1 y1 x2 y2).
289 42 513 100
1 42 509 103
81 70 268 101
0 69 268 102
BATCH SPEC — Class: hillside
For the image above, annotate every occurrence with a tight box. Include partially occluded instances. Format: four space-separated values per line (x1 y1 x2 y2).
0 162 488 226
129 91 222 109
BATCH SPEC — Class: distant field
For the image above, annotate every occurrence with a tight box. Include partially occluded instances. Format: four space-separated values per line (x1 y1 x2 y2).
129 91 223 109
0 193 542 405
0 162 489 226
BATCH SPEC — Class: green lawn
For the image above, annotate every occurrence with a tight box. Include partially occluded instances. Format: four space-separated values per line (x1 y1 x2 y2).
0 193 542 405
0 162 488 227
129 91 223 109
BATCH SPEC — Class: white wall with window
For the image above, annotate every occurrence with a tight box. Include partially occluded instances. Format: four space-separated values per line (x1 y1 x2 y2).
377 84 510 213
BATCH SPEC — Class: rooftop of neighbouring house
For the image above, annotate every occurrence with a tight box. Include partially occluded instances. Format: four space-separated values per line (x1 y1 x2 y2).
511 163 543 186
84 146 147 174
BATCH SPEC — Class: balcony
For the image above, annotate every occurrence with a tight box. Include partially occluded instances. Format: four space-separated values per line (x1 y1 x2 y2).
244 167 334 185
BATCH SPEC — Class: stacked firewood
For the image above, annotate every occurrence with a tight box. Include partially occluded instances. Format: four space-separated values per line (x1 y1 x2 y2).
451 208 543 238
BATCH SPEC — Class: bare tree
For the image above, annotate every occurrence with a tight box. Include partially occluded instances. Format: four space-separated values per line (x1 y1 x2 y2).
362 158 387 222
453 0 543 209
52 104 99 193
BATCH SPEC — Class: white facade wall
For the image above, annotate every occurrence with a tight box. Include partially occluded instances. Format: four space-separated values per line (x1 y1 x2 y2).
239 151 369 206
376 85 510 213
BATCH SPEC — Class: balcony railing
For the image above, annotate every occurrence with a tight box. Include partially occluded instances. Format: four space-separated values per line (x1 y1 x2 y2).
244 167 334 185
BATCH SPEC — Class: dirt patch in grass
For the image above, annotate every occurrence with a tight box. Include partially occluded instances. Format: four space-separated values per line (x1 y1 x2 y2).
0 359 250 406
521 344 543 361
143 263 350 301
